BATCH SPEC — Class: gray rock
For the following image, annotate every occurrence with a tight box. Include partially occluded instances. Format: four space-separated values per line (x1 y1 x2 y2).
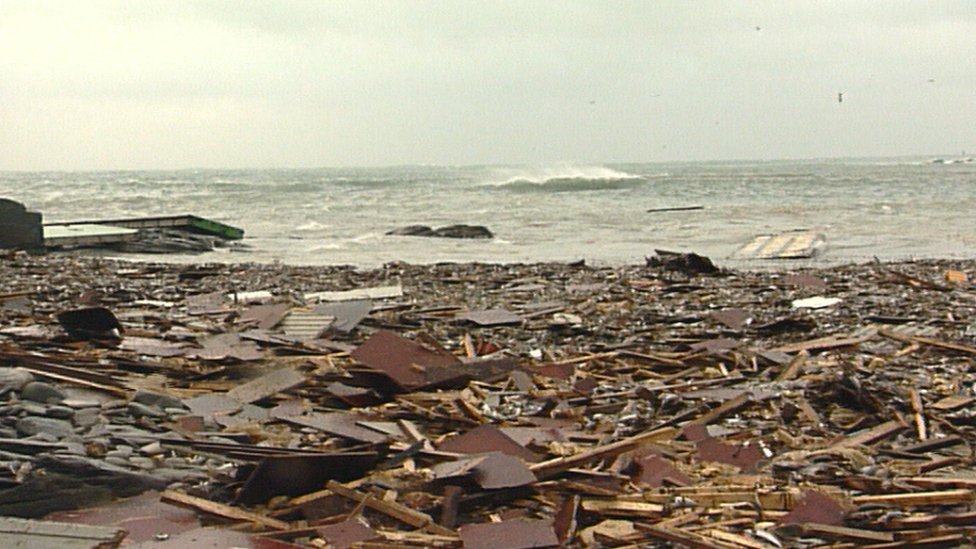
16 416 74 438
0 404 24 417
127 402 165 418
139 441 164 456
106 446 133 459
129 456 156 470
133 389 186 410
387 224 494 239
45 406 75 420
0 368 34 391
20 381 66 404
20 402 48 416
104 457 130 468
72 408 103 428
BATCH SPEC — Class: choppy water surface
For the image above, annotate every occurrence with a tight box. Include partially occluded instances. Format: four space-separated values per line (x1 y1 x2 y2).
2 158 974 268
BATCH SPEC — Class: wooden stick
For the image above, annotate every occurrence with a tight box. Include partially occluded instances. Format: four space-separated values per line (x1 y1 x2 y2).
830 418 906 449
160 490 289 530
909 389 927 441
851 489 973 507
775 350 809 382
879 329 976 355
529 426 676 480
326 481 455 536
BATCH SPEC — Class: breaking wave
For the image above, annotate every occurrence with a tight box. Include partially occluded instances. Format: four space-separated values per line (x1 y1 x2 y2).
485 165 646 192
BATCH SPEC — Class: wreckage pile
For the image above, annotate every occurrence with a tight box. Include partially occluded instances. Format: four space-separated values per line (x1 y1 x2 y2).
1 250 975 548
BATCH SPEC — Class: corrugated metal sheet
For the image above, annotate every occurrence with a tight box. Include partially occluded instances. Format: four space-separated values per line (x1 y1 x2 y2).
734 231 824 259
277 309 335 340
0 516 125 549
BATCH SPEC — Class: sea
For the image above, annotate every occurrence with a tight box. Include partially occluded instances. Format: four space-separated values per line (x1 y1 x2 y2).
2 157 974 269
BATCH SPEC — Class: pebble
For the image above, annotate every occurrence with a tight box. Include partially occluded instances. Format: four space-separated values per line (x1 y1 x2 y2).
104 456 130 468
134 389 186 410
20 381 66 404
127 402 166 418
0 404 24 417
128 456 156 470
19 402 48 416
15 416 74 438
45 406 75 420
139 441 164 456
73 408 103 428
106 446 133 459
0 367 34 391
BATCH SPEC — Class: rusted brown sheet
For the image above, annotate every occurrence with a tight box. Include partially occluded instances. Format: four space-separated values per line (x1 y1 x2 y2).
325 382 382 407
695 437 764 472
239 303 290 330
781 273 828 289
56 307 123 339
439 424 542 463
129 526 304 548
634 454 692 488
316 518 380 549
119 336 187 358
350 330 462 391
688 337 740 354
46 490 200 543
185 291 228 315
312 299 372 333
711 309 751 331
779 490 847 526
226 367 306 404
457 308 524 326
192 333 263 361
275 411 390 443
431 452 537 489
236 452 380 504
0 516 126 549
459 519 558 549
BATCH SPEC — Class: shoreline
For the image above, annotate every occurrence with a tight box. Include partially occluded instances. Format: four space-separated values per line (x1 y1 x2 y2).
1 251 975 546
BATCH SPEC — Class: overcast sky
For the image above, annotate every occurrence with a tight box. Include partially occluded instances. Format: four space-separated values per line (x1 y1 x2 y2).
1 1 973 170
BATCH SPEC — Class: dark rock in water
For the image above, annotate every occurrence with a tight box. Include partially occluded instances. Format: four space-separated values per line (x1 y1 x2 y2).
432 224 494 239
646 250 720 275
117 228 218 254
20 381 66 404
387 224 494 239
386 225 436 237
0 198 43 251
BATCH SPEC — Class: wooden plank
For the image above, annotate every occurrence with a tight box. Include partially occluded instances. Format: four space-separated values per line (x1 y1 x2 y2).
830 419 906 449
160 489 289 530
635 523 739 549
851 489 973 507
879 329 976 355
797 523 893 543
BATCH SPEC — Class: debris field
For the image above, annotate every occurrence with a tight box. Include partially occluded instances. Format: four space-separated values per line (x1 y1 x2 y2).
1 250 976 548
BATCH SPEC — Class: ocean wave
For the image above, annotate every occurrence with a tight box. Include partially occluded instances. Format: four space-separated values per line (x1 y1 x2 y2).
485 166 646 192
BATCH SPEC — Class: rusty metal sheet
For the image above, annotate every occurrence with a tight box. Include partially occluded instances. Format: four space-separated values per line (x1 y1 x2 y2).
236 452 380 504
119 336 187 358
325 382 382 407
183 394 242 417
688 338 740 354
275 411 390 443
431 452 537 489
780 273 828 289
695 437 764 472
350 330 461 391
129 526 304 548
238 303 290 330
457 308 524 326
633 454 692 488
226 367 306 404
439 424 542 463
312 299 372 333
711 309 751 331
192 333 263 361
316 518 380 549
46 490 200 543
733 231 824 259
56 307 122 339
779 490 847 526
459 518 559 549
185 291 228 315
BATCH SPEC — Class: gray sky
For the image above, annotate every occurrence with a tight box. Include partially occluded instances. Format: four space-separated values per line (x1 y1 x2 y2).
1 1 973 170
